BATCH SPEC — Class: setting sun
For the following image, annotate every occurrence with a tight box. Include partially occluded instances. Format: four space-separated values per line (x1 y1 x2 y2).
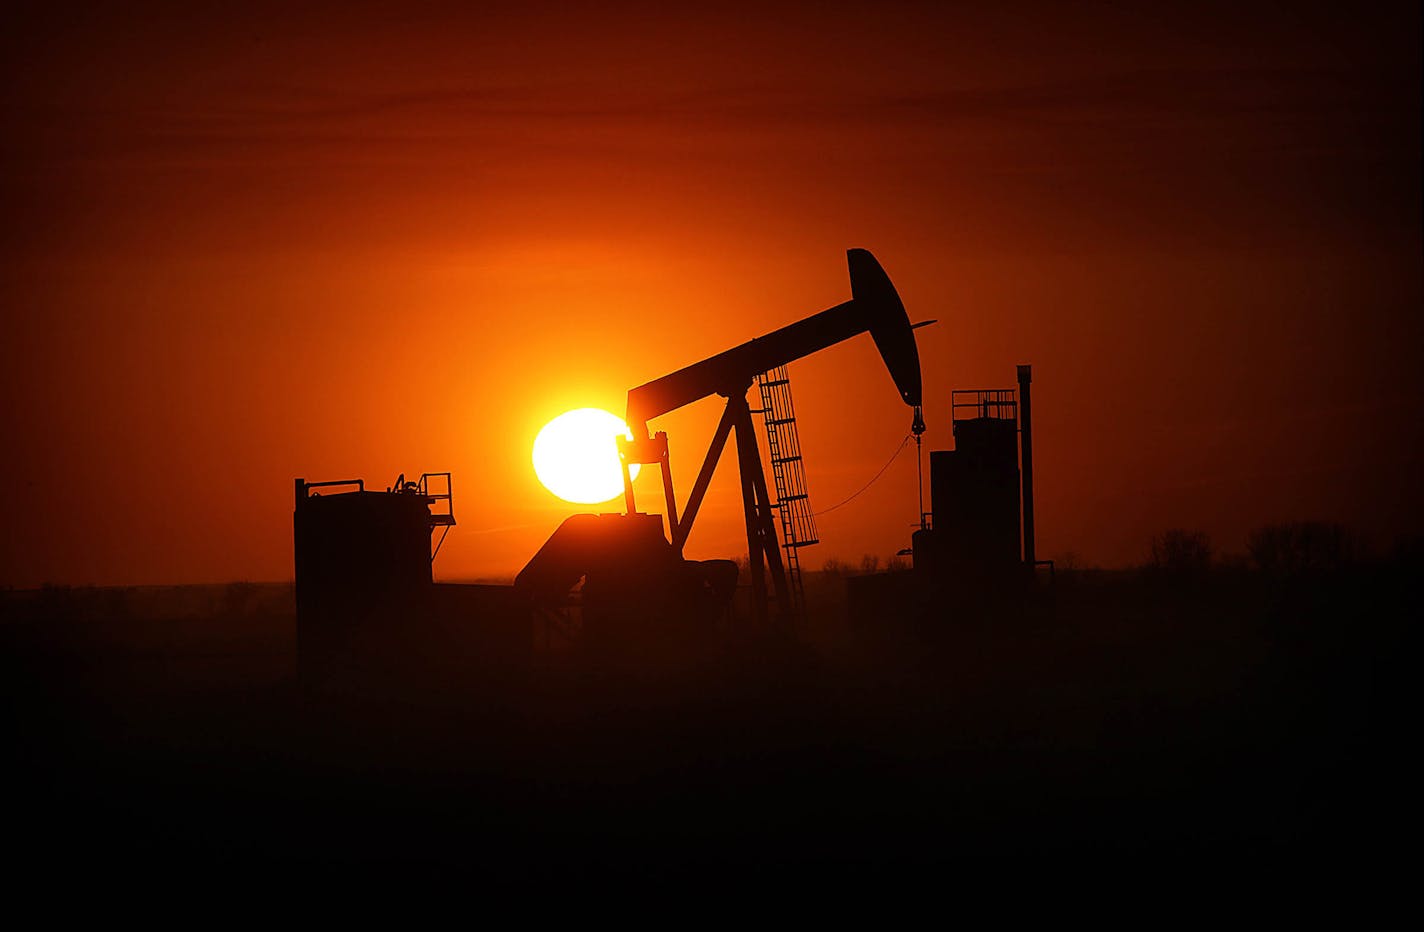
533 408 640 505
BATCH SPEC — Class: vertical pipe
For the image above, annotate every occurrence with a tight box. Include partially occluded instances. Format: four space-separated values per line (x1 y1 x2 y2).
730 394 768 624
747 436 791 623
620 454 636 515
657 432 680 546
1017 364 1036 572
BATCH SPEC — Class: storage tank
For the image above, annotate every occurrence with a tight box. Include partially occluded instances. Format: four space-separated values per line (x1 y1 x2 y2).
914 387 1023 580
294 477 442 681
934 415 1021 566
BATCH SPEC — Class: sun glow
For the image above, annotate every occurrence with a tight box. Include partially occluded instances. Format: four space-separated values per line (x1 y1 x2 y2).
532 408 640 504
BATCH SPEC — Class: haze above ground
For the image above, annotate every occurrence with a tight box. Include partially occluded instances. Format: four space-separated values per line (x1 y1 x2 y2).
1 2 1419 587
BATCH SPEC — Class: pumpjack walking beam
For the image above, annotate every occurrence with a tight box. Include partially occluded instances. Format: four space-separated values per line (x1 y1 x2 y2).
618 248 928 623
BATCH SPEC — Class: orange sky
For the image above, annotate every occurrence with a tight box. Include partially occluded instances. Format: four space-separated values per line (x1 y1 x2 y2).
2 2 1420 587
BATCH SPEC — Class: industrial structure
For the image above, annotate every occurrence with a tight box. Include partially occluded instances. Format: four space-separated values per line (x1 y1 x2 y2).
911 364 1039 582
293 249 1046 678
610 248 928 626
294 473 525 682
846 364 1042 629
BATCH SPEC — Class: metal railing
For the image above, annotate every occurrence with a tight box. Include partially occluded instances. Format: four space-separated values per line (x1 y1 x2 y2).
950 388 1018 423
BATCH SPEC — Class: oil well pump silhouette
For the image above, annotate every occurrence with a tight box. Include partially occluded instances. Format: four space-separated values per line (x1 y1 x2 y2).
294 249 1040 677
520 248 928 631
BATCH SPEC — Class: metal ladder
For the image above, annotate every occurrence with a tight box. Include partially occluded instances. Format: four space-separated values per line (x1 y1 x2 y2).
755 365 819 619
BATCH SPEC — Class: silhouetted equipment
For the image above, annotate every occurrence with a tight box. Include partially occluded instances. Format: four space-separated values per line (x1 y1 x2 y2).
614 248 927 625
846 366 1042 632
756 365 818 620
294 477 443 601
515 513 737 659
294 473 527 684
911 365 1040 582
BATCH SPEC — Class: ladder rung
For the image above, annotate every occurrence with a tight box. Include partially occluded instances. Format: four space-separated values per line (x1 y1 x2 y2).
757 365 811 622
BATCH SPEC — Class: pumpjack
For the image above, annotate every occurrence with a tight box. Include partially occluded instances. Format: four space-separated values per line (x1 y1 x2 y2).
516 248 928 637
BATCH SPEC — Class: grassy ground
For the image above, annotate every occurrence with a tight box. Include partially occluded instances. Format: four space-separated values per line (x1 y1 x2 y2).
1 566 1406 885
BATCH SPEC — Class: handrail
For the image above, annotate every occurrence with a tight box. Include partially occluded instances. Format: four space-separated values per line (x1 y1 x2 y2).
298 478 364 499
950 388 1018 423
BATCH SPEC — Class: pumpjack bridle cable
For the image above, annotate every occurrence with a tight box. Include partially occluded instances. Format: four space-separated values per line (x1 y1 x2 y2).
813 432 913 516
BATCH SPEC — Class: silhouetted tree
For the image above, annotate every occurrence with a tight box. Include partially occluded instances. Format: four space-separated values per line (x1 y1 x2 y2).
1248 521 1356 575
820 557 848 578
859 554 881 575
884 554 909 573
1147 529 1212 577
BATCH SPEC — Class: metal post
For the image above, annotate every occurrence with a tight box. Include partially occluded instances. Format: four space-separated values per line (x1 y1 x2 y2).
730 394 768 624
1017 364 1036 572
654 431 679 536
673 403 737 554
620 451 636 515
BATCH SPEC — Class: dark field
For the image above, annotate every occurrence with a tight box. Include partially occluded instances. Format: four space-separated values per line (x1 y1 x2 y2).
2 568 1407 884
